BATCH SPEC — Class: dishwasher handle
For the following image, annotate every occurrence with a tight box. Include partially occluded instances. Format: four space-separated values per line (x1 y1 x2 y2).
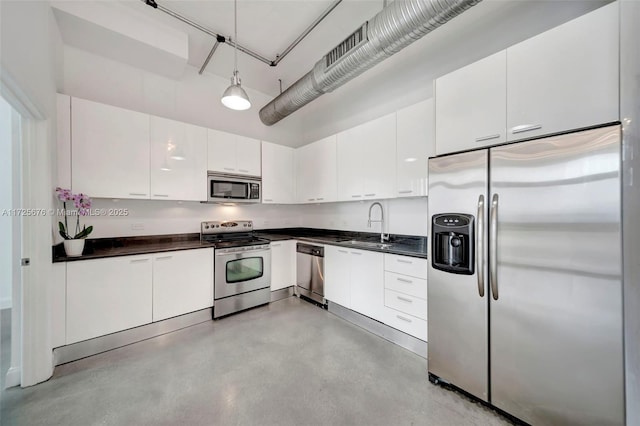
297 243 324 257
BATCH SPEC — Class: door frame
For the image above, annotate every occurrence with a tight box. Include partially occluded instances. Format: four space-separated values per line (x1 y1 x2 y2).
1 66 54 387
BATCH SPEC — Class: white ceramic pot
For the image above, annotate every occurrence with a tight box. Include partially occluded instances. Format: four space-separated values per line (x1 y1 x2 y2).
63 239 85 257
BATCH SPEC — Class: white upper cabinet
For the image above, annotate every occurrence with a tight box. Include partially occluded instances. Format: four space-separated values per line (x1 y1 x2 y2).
295 135 337 203
435 51 507 155
56 94 71 189
506 3 618 141
207 129 261 176
261 141 294 204
396 99 435 197
150 116 207 201
337 113 396 201
71 97 150 199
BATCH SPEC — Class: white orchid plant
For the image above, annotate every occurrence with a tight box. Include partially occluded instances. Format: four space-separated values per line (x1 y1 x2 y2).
56 187 93 240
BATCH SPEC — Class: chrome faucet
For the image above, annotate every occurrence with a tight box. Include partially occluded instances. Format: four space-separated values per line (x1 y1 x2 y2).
368 202 389 243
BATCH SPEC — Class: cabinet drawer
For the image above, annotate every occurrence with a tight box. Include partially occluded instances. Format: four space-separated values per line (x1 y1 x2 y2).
384 254 428 279
384 289 427 320
384 272 427 300
383 306 427 341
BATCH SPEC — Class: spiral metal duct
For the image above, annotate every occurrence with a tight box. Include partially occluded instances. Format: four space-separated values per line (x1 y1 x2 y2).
259 0 481 126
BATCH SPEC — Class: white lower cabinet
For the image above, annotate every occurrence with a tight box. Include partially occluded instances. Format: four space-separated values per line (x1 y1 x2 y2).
324 246 352 309
349 249 384 322
66 255 153 345
52 263 67 348
325 246 384 322
383 254 428 341
270 240 296 291
152 249 213 322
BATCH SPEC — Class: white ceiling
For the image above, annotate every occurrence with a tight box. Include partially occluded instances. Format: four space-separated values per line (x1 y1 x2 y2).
118 0 384 96
54 0 612 146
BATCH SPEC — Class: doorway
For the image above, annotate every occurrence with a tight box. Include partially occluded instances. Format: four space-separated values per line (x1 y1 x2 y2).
0 94 22 388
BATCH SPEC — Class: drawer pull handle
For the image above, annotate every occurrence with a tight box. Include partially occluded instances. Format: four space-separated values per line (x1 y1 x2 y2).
397 259 413 264
397 296 413 303
475 134 500 142
351 195 362 198
129 193 147 196
351 252 363 256
155 256 173 260
397 278 413 284
338 250 348 254
316 197 324 201
264 198 273 202
224 167 235 171
307 198 315 202
238 169 249 173
153 194 169 197
364 193 376 197
130 259 149 263
511 124 542 134
271 243 281 247
396 315 412 323
398 190 413 194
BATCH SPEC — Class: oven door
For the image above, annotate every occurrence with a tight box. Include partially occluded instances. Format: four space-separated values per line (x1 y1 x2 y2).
215 246 271 299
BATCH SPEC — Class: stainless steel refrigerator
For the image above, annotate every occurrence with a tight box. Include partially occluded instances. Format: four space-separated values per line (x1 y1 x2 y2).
427 125 624 425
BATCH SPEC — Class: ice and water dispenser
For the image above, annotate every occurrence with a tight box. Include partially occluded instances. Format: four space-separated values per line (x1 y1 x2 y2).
431 214 475 275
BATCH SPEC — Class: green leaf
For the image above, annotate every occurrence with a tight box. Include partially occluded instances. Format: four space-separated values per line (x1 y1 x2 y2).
58 222 70 240
74 225 93 239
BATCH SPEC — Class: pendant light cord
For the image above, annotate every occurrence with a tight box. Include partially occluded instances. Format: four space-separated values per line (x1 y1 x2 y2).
233 0 238 75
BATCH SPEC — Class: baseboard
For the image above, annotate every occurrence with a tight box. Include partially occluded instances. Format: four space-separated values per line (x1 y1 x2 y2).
0 298 12 310
328 302 428 359
270 287 294 302
5 366 20 388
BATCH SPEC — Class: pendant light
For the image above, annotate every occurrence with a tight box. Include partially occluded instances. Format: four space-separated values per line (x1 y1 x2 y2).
221 0 251 110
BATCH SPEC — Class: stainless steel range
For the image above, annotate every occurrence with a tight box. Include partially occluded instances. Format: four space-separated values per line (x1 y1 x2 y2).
201 220 271 318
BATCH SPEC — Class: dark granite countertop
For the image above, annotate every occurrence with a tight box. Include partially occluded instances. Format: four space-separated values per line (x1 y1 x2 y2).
53 228 427 262
53 233 215 263
255 228 427 259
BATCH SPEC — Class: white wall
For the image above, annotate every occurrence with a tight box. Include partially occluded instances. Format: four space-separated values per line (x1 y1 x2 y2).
0 96 12 309
0 0 64 386
62 46 304 146
83 199 304 239
299 198 428 237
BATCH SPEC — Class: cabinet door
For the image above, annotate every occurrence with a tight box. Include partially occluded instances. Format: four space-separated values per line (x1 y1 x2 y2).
506 3 618 141
337 127 364 201
72 97 150 199
236 136 261 176
152 249 213 322
295 143 314 203
207 129 237 173
270 240 296 291
350 249 384 322
435 51 507 155
51 263 66 348
56 94 71 189
314 135 338 202
66 255 152 344
324 246 351 308
361 113 396 200
262 142 294 204
150 116 207 201
396 99 434 197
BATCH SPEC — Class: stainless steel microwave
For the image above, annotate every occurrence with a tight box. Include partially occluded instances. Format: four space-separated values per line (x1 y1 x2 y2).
207 173 261 203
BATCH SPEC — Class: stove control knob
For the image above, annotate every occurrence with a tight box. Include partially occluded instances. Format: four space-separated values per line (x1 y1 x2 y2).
205 225 210 229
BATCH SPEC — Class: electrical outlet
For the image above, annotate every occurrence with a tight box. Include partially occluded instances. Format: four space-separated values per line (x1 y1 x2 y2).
131 223 144 230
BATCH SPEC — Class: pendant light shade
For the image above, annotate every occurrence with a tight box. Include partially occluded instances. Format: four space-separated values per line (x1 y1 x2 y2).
222 0 251 111
221 72 251 110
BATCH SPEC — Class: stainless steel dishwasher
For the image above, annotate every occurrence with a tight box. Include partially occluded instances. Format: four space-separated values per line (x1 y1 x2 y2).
296 243 325 306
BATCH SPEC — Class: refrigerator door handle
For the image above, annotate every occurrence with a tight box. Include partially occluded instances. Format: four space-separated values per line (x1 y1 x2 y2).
476 194 485 297
490 193 499 300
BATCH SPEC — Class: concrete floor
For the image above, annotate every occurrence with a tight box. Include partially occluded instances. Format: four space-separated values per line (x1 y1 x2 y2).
0 297 509 426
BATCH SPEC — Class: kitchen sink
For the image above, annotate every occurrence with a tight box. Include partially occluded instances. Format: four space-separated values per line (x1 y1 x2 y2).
344 240 394 250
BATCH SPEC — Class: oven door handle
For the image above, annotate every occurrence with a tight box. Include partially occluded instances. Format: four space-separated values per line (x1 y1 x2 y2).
216 248 272 256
